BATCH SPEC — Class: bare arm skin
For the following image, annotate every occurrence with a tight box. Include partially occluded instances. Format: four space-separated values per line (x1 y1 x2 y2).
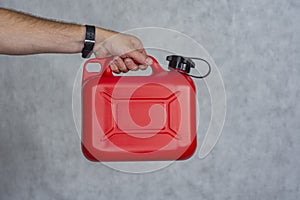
0 8 152 73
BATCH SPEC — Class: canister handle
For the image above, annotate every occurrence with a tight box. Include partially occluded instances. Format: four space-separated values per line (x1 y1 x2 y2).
102 55 165 76
102 56 165 77
148 56 165 74
83 56 165 82
82 57 111 83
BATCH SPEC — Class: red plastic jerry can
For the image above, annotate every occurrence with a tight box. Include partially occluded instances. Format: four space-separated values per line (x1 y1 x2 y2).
82 56 196 161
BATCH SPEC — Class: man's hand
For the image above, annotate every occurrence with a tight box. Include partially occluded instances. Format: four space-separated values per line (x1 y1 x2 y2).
94 28 152 73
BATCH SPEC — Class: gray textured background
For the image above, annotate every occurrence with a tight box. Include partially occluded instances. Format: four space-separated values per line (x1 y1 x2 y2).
1 0 300 200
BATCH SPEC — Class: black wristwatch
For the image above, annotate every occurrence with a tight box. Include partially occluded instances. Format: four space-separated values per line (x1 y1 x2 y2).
81 25 95 58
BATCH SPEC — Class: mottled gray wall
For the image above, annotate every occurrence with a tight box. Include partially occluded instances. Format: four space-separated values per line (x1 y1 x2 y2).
0 0 299 200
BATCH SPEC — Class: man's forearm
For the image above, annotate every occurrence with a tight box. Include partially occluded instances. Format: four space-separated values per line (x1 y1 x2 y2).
0 8 151 73
0 8 85 55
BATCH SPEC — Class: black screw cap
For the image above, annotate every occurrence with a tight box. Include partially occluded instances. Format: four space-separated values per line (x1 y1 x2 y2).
166 55 195 74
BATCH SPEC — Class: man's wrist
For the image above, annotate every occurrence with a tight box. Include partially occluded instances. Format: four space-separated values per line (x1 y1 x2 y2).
95 27 114 43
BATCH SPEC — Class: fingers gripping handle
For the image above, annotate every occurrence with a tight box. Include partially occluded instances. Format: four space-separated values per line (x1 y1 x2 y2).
103 56 164 75
82 56 164 82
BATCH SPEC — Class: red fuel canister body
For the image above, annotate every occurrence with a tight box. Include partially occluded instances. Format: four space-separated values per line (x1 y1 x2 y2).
82 56 196 161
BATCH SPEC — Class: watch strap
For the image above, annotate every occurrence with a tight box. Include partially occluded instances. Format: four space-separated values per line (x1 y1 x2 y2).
81 25 95 58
